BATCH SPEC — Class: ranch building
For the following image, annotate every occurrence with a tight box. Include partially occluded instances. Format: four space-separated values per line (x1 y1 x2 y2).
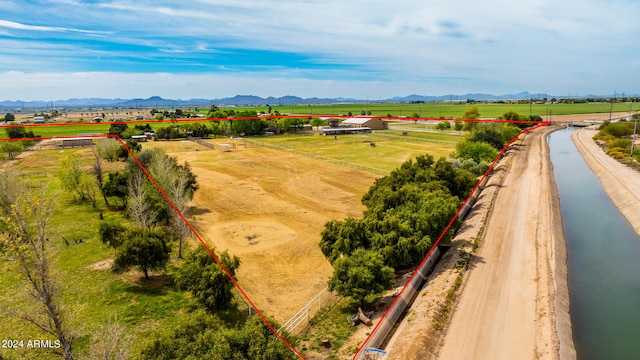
52 137 94 148
340 117 388 130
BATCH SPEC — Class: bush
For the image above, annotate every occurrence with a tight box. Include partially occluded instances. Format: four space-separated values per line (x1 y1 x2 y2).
602 122 633 137
455 140 498 163
607 148 629 159
608 138 632 152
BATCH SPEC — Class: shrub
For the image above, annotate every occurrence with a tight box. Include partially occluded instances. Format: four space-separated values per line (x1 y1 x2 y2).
455 140 498 163
602 122 633 137
608 138 632 152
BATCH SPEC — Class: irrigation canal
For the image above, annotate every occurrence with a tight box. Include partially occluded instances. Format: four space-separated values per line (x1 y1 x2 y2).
549 128 640 360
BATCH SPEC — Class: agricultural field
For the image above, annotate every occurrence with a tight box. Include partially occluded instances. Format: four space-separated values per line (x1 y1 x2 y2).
247 101 636 119
0 128 462 359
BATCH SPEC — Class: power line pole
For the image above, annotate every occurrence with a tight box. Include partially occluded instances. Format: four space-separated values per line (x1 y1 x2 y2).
631 103 636 156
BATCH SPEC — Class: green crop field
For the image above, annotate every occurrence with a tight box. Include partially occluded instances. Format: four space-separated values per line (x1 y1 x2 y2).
239 102 638 119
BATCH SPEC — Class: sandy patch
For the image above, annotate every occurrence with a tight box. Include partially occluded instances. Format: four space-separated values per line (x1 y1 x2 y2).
86 258 114 271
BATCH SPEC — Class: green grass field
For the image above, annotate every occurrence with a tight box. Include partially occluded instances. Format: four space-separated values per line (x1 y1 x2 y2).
243 102 637 119
0 148 205 359
249 131 461 172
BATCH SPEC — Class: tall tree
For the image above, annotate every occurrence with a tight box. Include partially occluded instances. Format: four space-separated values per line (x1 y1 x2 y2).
111 228 171 279
127 170 156 229
91 146 109 206
59 154 93 202
328 249 394 307
175 247 241 311
0 172 76 359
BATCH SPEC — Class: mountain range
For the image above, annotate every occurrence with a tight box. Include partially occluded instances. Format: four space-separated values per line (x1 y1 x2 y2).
0 92 590 110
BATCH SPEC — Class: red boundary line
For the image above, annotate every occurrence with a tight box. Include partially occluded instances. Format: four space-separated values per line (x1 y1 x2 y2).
0 116 544 128
2 120 551 360
351 121 551 359
0 134 305 359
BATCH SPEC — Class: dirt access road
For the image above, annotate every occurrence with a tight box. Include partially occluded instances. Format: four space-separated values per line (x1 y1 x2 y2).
434 127 575 360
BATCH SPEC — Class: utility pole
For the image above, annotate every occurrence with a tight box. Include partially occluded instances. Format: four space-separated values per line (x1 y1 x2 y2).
631 103 636 156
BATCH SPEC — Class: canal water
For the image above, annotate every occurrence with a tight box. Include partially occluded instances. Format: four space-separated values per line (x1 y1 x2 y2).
549 128 640 360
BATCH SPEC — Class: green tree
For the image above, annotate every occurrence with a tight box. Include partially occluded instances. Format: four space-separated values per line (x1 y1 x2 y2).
108 123 128 137
454 120 463 131
328 249 394 306
4 113 15 122
1 141 24 160
468 126 505 149
98 222 128 248
319 217 371 264
140 311 296 360
435 121 451 130
5 125 36 147
311 118 323 131
102 171 129 205
175 247 241 311
112 228 171 279
503 111 520 120
462 106 480 131
59 154 95 202
455 140 498 163
462 106 480 120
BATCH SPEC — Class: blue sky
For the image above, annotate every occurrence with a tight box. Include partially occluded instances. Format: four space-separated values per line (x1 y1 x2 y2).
0 0 638 101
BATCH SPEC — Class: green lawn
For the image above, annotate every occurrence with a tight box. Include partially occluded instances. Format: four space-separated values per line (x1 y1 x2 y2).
250 131 461 172
0 149 199 359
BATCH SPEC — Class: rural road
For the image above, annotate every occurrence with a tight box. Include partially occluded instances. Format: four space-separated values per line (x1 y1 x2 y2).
437 127 574 360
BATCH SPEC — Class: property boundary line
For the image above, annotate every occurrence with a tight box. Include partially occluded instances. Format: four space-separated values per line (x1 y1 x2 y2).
352 122 552 359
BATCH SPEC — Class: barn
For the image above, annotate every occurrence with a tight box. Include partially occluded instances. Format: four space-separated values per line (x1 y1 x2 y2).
340 117 387 130
52 137 94 148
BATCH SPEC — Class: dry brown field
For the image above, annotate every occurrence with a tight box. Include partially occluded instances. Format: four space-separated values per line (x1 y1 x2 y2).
144 139 379 322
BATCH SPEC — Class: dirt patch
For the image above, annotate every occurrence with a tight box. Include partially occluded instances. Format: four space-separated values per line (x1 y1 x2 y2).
86 258 114 271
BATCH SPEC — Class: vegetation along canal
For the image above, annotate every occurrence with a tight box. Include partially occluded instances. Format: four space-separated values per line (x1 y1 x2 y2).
549 128 640 359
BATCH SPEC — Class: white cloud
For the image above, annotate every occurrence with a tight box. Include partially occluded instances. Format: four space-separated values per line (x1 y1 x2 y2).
0 0 637 98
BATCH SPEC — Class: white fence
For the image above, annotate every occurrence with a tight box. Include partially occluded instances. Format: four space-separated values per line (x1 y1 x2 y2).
278 287 335 335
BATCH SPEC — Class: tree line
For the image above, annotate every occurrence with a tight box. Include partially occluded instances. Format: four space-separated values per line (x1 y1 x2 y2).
321 107 527 307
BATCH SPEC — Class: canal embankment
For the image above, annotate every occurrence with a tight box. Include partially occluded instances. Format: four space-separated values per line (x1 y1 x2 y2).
573 127 640 236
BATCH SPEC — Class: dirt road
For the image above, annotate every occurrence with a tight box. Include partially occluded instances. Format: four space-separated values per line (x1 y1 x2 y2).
435 127 574 359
